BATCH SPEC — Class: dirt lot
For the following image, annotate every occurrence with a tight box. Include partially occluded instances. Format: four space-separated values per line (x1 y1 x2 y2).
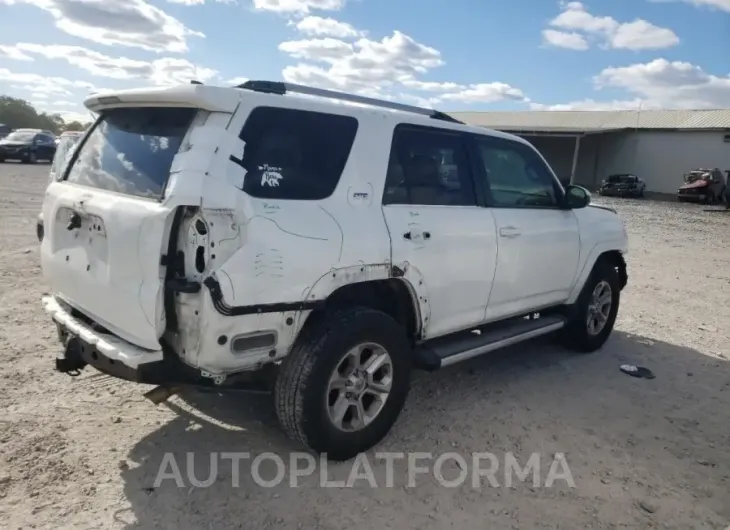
1 163 729 530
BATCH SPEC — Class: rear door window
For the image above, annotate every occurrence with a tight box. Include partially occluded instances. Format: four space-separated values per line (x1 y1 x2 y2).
234 106 358 200
64 107 196 200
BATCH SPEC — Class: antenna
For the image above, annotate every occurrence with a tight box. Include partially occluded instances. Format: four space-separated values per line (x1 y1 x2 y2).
236 80 463 124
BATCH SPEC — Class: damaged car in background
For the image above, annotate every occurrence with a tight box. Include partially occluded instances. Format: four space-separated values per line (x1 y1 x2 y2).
677 168 726 204
598 174 646 198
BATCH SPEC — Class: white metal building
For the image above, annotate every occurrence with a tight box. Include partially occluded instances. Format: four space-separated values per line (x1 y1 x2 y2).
448 109 730 195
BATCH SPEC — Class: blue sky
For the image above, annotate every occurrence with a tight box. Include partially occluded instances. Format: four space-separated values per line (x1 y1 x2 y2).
0 0 728 123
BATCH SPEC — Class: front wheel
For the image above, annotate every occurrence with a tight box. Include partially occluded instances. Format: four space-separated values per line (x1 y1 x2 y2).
559 259 620 352
274 306 413 461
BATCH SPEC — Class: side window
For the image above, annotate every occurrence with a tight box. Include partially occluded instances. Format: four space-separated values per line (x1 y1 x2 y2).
237 106 358 200
383 126 476 207
474 136 560 208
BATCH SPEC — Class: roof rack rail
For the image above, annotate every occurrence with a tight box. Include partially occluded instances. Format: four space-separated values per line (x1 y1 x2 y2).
236 80 463 124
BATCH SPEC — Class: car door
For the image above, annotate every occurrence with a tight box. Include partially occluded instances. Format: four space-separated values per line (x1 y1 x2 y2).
469 134 581 321
381 124 498 339
36 134 48 159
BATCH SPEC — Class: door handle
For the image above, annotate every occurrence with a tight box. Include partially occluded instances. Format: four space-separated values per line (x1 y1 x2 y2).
499 226 521 239
403 230 431 241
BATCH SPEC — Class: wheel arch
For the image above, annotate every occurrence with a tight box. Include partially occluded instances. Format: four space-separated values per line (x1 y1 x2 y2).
299 276 423 343
567 245 627 304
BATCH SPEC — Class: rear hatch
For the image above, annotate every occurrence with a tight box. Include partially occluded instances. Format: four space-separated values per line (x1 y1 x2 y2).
40 90 239 351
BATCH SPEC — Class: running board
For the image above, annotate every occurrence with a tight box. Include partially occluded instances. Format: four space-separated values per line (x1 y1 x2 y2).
414 315 566 370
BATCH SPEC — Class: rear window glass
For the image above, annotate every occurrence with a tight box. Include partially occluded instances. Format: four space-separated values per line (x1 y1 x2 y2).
235 106 358 200
64 107 196 200
50 134 83 180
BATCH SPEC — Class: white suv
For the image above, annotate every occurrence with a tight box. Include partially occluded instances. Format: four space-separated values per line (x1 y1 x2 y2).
39 81 628 461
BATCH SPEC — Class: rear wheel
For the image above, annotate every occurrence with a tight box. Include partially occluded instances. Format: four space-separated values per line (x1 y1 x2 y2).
559 259 620 353
274 306 412 461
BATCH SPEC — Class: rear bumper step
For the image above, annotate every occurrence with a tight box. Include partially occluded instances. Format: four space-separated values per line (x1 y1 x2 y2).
44 295 276 390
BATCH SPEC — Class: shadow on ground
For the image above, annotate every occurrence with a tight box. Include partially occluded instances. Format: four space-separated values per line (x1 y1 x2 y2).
117 332 730 529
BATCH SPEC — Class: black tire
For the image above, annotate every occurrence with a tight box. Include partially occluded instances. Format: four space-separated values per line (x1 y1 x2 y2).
274 306 412 461
559 258 620 353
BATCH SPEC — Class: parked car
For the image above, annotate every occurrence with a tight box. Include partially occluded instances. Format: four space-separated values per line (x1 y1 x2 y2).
598 174 646 198
677 168 726 204
41 80 628 461
0 128 57 163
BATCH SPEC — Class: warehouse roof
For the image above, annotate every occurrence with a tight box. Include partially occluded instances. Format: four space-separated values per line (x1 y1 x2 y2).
448 108 730 133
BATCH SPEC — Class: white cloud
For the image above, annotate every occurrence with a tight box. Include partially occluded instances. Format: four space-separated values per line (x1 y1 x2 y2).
0 44 34 60
0 68 96 96
545 1 679 50
439 83 526 104
648 0 730 12
252 0 344 14
532 59 730 110
292 16 362 37
0 0 204 53
594 59 730 108
0 44 217 85
167 0 236 4
279 38 354 63
278 25 525 107
541 29 588 50
280 31 444 91
226 76 249 85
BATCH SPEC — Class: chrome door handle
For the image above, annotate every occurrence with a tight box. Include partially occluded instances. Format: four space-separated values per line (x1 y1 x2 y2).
499 226 521 238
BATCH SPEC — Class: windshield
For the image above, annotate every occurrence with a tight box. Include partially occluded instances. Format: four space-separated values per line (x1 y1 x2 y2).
3 131 36 142
607 175 635 183
686 172 708 182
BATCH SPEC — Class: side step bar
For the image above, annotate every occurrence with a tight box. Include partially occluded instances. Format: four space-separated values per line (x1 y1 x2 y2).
414 315 566 371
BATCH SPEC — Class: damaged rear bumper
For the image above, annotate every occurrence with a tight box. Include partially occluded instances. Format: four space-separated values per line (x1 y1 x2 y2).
43 295 275 389
44 295 213 386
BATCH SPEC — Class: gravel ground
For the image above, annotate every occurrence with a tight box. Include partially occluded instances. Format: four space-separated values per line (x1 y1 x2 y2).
1 163 729 530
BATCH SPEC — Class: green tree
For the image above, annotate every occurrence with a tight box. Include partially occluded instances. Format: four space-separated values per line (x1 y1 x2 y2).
64 120 85 132
0 96 93 135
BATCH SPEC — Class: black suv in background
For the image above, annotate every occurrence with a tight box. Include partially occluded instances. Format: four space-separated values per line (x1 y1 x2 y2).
0 129 57 163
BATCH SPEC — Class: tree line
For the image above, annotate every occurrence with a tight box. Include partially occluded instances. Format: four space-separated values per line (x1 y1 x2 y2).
0 95 90 135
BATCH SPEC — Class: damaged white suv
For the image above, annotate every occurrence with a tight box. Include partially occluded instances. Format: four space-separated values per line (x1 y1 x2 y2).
39 81 628 461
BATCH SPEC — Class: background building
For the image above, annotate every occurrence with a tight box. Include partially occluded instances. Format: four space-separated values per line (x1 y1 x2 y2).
449 109 730 195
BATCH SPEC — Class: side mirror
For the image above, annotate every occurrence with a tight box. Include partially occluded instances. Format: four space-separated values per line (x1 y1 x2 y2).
565 185 591 209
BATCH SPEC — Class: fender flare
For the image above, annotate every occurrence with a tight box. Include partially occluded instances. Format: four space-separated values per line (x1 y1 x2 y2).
301 262 429 338
566 240 626 304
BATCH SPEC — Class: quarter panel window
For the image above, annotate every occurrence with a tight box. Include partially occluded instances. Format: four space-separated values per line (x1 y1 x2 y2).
236 106 358 201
